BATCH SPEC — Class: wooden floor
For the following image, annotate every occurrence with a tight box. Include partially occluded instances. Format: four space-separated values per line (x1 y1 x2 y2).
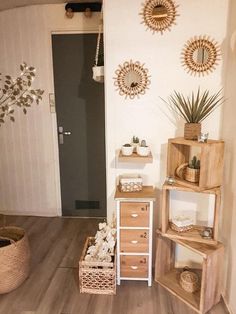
0 216 229 314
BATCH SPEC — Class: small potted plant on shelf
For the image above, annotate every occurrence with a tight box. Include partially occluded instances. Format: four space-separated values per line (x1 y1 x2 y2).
162 88 224 140
176 155 200 183
131 136 140 152
121 143 133 156
137 139 150 156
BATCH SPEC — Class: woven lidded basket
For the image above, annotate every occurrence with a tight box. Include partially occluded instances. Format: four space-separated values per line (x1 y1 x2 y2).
184 123 201 140
180 268 199 293
0 226 30 294
79 237 116 295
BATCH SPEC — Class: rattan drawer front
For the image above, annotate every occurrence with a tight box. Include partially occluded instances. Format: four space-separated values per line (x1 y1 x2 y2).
120 202 149 227
120 255 148 278
120 229 149 253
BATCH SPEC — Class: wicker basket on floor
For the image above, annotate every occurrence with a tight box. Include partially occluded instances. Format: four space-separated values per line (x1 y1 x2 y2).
0 226 30 294
79 237 116 295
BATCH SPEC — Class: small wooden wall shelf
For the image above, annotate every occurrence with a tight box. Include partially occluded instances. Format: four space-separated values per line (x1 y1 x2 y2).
167 138 224 191
118 150 153 163
155 230 224 314
161 182 221 245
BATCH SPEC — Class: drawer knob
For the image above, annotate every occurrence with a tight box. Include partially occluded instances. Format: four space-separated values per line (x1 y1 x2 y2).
131 213 138 218
131 266 138 270
131 240 138 244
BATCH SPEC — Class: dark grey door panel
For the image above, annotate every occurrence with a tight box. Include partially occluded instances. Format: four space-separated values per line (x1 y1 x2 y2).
52 33 106 217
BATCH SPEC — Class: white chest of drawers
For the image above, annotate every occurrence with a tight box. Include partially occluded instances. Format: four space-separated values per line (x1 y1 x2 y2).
115 186 156 286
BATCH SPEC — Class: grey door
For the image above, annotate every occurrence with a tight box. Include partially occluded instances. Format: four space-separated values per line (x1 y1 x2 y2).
52 33 106 217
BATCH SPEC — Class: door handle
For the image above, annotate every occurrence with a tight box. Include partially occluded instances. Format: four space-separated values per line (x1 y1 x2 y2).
58 126 72 144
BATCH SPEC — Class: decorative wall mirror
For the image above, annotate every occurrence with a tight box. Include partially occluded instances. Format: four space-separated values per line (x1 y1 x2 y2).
140 0 178 34
181 36 221 76
114 60 151 99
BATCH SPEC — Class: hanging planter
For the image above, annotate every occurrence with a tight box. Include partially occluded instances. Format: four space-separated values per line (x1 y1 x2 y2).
93 8 104 83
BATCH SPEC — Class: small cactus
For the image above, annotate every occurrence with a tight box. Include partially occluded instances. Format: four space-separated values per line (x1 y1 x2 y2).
188 156 200 169
123 143 131 147
140 140 147 147
132 136 139 144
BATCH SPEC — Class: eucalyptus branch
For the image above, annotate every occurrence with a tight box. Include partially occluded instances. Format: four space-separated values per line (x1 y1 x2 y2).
0 63 44 125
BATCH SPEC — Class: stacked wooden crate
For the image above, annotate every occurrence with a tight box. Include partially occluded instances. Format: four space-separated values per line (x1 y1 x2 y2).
155 137 225 314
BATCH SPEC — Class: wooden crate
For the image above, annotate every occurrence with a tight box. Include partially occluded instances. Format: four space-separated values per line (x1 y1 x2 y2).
79 237 116 295
155 230 224 314
167 137 224 191
161 182 221 245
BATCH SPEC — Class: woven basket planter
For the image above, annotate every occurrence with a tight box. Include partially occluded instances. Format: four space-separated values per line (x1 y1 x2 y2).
185 167 200 183
184 123 201 140
176 163 200 183
79 237 116 295
0 226 30 294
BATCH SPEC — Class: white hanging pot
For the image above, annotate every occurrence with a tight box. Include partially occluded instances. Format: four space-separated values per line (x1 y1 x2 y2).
92 65 104 83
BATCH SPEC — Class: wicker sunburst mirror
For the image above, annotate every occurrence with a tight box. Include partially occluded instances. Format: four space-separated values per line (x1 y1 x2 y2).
114 60 151 99
140 0 178 34
181 36 221 76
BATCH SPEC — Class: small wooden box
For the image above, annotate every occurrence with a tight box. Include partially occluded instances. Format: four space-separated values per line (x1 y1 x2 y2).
167 137 224 191
79 237 116 295
155 230 224 314
161 183 221 245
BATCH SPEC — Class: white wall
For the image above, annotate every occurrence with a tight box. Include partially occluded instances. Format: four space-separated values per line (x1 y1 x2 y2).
0 1 230 238
0 4 100 216
104 0 229 221
221 0 236 312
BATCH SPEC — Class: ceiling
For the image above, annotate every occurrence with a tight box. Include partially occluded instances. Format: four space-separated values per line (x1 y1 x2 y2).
0 0 101 12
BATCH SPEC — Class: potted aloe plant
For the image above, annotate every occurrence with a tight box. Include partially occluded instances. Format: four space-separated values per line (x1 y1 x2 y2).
163 88 224 140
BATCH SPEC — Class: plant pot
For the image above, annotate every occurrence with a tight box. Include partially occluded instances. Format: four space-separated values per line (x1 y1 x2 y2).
92 66 104 83
137 146 150 157
185 167 200 183
121 145 133 156
176 163 200 183
184 123 201 140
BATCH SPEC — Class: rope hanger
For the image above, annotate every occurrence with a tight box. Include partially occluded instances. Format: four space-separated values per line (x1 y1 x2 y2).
93 4 104 83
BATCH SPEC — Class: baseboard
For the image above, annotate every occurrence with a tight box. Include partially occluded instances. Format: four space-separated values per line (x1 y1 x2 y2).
222 294 234 314
0 210 60 217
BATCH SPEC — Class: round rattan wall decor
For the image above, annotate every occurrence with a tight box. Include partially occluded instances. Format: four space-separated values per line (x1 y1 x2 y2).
113 60 151 99
181 36 221 76
140 0 178 34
